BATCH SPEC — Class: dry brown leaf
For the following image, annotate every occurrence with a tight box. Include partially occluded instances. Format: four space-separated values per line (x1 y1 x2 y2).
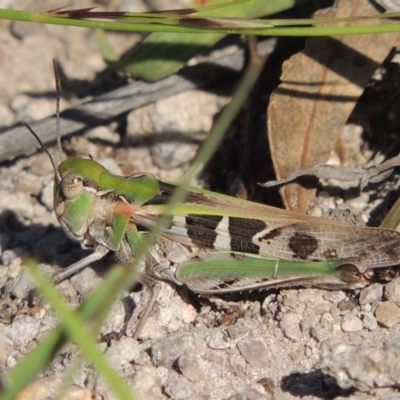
267 0 399 213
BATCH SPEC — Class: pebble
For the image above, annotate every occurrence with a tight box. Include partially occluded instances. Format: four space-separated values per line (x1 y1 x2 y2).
14 377 92 400
227 387 270 400
341 314 363 332
164 374 194 399
126 90 228 137
384 277 400 306
0 190 34 220
1 247 26 267
375 302 400 328
101 299 130 337
70 266 104 297
329 305 341 318
321 343 400 392
257 377 275 396
337 297 358 312
30 152 56 176
10 269 35 299
362 312 378 331
310 321 332 342
177 355 207 382
207 330 231 350
105 336 140 374
359 283 383 305
300 313 316 334
10 93 55 121
229 354 248 376
40 180 55 211
151 334 195 368
280 312 302 342
236 337 270 369
345 192 370 210
14 170 43 196
226 324 251 340
84 125 120 144
149 138 199 170
130 366 166 400
4 315 41 348
135 284 197 340
323 291 347 305
0 103 15 126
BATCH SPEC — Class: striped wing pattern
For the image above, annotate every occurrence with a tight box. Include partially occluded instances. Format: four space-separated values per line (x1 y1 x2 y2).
130 182 400 269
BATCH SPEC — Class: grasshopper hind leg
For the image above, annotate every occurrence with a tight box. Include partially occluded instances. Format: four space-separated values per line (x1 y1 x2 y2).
130 239 191 339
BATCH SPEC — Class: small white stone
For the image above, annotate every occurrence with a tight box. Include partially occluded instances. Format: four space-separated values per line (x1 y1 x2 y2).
341 314 363 332
106 336 140 374
385 277 400 306
359 283 383 305
236 337 270 369
280 312 302 342
362 313 378 331
207 330 231 350
178 355 207 382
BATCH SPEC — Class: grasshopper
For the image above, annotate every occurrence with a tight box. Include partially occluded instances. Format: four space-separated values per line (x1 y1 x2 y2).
26 65 400 338
26 127 400 335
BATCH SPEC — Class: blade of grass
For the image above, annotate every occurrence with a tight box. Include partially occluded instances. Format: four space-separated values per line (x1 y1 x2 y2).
2 262 135 400
2 54 267 396
1 37 267 399
380 197 400 230
129 39 268 271
29 264 135 399
0 9 400 36
115 0 308 80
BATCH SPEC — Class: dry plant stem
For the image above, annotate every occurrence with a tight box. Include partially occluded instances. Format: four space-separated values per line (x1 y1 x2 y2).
0 39 276 163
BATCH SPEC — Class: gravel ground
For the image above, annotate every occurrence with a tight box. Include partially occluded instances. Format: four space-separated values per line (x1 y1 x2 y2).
1 1 400 399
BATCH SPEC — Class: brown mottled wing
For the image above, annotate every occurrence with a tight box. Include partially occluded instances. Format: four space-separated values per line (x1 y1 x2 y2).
254 222 400 268
131 182 400 269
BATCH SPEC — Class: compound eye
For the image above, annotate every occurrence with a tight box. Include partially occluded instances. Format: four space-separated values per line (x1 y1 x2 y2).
61 171 83 199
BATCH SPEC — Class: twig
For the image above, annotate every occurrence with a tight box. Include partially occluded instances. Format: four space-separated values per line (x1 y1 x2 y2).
0 39 275 162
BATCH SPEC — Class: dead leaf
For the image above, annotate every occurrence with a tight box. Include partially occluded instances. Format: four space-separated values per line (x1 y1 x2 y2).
267 0 399 213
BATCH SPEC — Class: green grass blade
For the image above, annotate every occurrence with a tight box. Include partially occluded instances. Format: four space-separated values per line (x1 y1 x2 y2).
1 327 67 400
116 0 308 80
380 197 400 230
119 37 268 285
0 8 399 36
2 263 135 400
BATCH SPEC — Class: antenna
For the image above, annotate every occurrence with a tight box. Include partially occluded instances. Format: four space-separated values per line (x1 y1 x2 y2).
24 59 66 183
24 123 61 183
52 59 64 163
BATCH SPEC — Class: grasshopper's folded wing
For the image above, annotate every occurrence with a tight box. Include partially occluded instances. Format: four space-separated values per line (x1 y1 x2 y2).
130 182 400 269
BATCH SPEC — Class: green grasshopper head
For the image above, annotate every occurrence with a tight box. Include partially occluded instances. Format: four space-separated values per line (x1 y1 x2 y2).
26 61 159 247
54 154 106 243
27 123 160 248
25 123 96 244
53 152 161 247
